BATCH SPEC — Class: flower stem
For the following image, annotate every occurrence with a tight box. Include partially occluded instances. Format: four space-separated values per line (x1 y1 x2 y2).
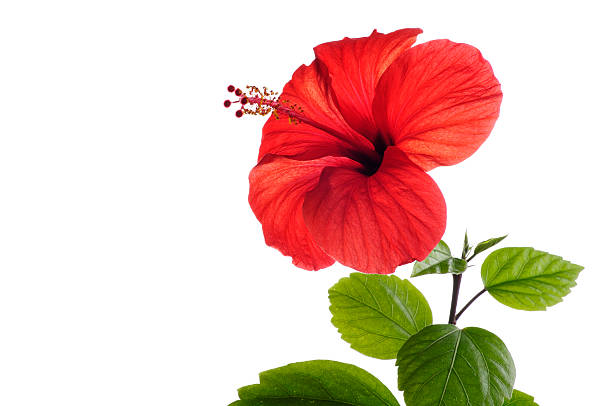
455 288 487 322
448 274 462 325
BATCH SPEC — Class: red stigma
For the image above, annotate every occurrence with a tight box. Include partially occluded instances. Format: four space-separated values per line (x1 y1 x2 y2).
227 85 235 92
224 84 298 123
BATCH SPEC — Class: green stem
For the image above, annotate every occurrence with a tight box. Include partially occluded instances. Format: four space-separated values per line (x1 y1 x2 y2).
455 288 487 322
466 253 477 263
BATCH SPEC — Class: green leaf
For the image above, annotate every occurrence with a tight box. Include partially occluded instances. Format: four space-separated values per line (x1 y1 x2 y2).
462 230 471 259
329 273 432 359
397 324 515 406
411 241 467 277
503 389 539 405
229 360 400 406
482 247 584 310
472 235 508 257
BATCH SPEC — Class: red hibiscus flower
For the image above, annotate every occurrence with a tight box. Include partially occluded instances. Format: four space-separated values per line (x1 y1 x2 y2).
231 28 502 274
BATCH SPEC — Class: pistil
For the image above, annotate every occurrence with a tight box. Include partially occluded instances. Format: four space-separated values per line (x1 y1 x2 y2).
224 84 381 171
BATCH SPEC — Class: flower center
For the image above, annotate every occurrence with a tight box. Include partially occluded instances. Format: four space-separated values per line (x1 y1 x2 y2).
362 136 388 176
225 84 382 173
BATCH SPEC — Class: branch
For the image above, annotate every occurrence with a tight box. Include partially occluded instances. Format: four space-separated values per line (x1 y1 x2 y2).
455 288 487 322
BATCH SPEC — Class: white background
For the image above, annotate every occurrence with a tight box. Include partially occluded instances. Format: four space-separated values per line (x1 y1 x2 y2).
1 0 611 404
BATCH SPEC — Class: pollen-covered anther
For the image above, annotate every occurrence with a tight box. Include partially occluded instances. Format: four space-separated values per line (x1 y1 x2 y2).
223 84 307 124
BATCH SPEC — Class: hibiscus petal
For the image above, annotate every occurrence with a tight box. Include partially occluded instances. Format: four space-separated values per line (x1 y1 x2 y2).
249 154 362 270
258 60 376 164
302 147 446 274
373 40 502 171
314 28 422 140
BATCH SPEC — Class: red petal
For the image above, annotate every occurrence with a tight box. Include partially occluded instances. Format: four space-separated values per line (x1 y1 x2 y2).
249 154 362 270
314 28 422 140
302 147 446 274
373 40 502 171
258 60 375 164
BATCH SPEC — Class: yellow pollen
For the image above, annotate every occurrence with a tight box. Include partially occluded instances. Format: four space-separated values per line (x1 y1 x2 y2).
239 85 303 125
